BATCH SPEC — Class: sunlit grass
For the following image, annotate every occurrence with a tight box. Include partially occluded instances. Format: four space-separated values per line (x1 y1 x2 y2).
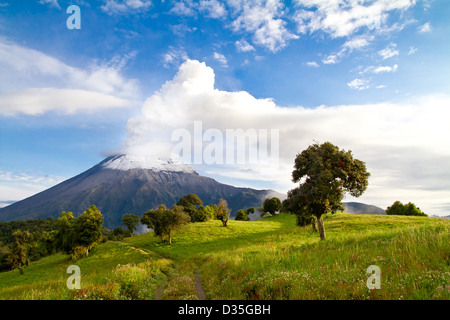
0 212 448 300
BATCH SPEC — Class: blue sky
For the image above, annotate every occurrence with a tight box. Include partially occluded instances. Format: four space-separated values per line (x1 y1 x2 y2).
1 0 450 216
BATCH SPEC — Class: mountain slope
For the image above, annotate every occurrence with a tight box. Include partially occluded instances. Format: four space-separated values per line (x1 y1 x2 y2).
342 202 386 215
0 155 282 228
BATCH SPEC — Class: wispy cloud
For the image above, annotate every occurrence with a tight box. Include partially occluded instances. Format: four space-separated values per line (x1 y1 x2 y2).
306 61 319 68
213 52 228 67
361 64 399 74
0 170 64 207
198 0 227 18
418 22 431 33
322 35 373 65
169 0 196 16
294 0 416 38
408 46 418 55
378 43 399 60
162 46 189 68
347 78 370 90
0 39 140 116
101 0 152 15
228 0 299 52
235 39 255 52
38 0 61 9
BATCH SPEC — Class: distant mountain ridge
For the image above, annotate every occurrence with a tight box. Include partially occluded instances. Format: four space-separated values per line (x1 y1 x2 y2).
341 202 386 215
0 155 282 229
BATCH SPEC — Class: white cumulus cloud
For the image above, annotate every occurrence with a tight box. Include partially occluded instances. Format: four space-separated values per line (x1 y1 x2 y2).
122 59 450 216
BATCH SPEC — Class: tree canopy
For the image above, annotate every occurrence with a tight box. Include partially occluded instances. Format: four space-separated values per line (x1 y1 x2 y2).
176 194 203 222
121 213 140 233
140 204 190 244
260 197 282 217
284 142 370 240
217 199 230 227
56 205 104 260
386 201 427 216
235 209 250 221
6 230 33 275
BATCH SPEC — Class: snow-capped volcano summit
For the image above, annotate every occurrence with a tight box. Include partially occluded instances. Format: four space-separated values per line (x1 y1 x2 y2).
102 154 196 173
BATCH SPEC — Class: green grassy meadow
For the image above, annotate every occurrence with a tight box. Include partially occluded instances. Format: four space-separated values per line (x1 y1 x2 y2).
0 213 449 300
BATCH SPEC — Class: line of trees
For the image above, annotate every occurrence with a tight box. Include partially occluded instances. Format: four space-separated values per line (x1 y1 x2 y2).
386 201 427 216
139 195 237 244
1 205 105 274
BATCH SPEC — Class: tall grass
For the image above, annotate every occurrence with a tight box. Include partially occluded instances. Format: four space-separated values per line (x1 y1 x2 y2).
0 241 174 300
198 215 450 300
0 213 448 300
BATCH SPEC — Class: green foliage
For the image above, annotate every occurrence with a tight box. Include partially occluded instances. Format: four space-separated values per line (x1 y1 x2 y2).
386 201 427 216
108 227 127 241
141 205 190 244
235 209 250 221
0 218 58 245
177 194 203 222
1 213 449 300
217 199 230 227
192 205 215 222
286 141 370 240
0 218 59 271
56 211 76 255
55 205 104 260
112 263 150 299
73 205 103 257
121 214 140 233
260 197 282 217
6 230 34 274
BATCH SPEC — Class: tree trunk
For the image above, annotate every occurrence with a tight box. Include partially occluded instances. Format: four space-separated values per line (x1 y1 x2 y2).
311 219 318 233
168 230 172 245
317 215 326 240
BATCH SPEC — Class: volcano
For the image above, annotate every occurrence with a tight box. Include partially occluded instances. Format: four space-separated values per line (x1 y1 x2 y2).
0 155 283 229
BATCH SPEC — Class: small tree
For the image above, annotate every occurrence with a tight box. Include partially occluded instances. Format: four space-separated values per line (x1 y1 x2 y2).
235 209 250 221
56 211 76 255
110 227 126 241
164 205 190 244
141 205 190 244
193 205 215 222
73 205 104 258
217 199 230 227
246 207 255 215
177 194 203 221
121 213 140 234
260 197 282 217
141 205 168 242
6 230 33 275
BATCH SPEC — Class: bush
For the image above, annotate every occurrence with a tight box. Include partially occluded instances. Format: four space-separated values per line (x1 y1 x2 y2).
192 206 215 222
235 209 250 221
70 246 88 261
386 201 427 216
112 263 149 299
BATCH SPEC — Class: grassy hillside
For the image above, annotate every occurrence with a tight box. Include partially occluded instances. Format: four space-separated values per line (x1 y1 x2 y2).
0 213 448 300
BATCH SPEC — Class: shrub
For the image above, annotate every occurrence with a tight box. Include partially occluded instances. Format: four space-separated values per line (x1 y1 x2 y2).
112 263 149 299
386 201 427 216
